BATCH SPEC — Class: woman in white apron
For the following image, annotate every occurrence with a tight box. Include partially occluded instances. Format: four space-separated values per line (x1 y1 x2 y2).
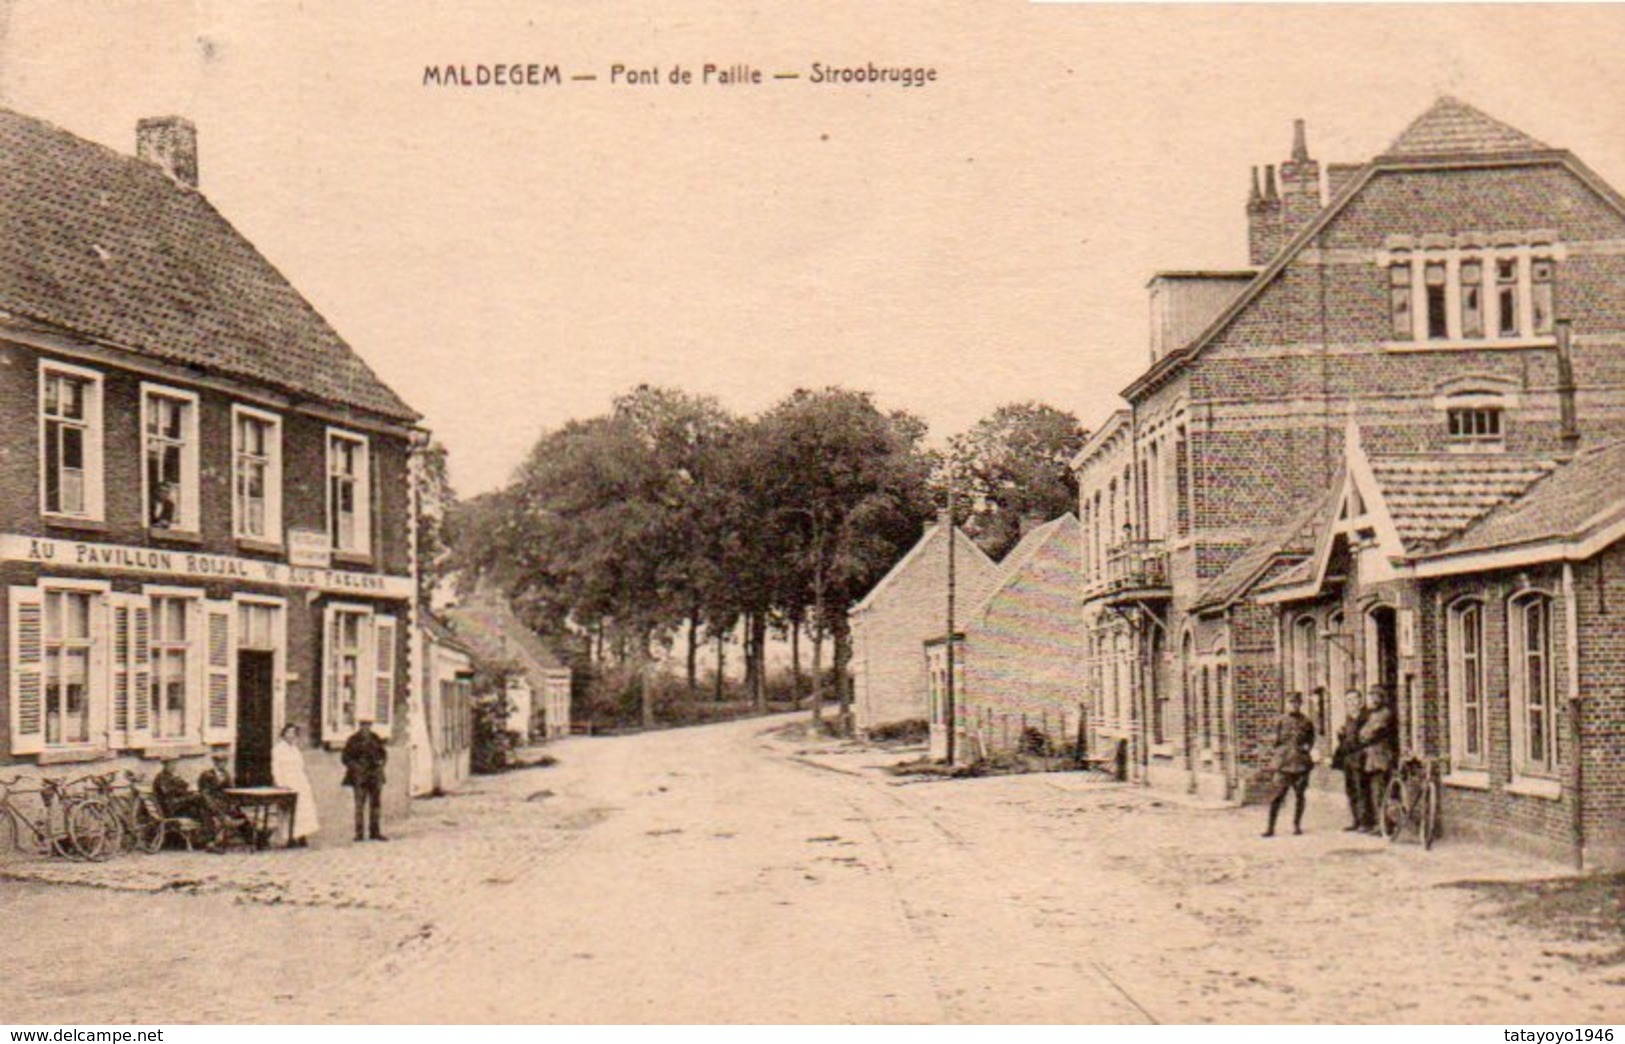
271 723 320 846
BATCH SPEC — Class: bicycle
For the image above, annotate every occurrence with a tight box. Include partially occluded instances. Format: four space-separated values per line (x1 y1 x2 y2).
0 775 116 860
1378 755 1441 849
89 771 170 854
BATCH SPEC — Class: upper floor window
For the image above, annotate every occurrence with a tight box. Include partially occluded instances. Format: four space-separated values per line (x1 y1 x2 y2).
40 363 103 520
142 385 200 532
327 430 372 556
1386 239 1558 345
233 407 283 544
1447 405 1502 445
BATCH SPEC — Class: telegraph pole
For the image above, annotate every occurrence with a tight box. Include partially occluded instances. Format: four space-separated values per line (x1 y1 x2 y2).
945 482 957 766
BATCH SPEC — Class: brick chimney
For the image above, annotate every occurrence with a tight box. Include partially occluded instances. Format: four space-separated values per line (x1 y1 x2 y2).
1247 164 1282 266
136 116 198 188
1278 118 1322 241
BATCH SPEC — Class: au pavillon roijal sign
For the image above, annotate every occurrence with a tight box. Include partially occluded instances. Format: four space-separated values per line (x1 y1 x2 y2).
0 533 413 599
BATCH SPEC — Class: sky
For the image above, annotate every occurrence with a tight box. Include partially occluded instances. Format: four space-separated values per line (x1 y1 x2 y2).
3 1 1625 495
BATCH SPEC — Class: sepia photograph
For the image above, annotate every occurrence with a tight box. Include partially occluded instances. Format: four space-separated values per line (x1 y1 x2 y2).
0 0 1621 1030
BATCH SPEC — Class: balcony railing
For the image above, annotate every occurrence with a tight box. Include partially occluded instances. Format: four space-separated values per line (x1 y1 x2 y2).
1094 538 1170 598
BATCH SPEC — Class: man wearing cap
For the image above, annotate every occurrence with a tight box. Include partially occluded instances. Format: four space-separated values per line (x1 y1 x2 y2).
1262 692 1316 837
341 719 389 842
1359 686 1399 834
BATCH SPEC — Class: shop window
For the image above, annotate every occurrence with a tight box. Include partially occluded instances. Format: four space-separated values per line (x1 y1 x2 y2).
149 596 193 740
40 364 103 520
43 589 94 747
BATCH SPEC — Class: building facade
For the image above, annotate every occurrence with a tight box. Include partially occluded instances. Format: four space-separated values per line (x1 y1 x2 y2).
1076 97 1625 812
850 522 1000 736
0 109 421 842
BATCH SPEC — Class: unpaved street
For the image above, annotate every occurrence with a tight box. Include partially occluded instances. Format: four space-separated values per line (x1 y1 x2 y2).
3 715 1621 1024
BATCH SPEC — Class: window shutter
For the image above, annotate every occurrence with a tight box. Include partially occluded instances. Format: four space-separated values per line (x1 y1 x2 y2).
9 586 45 755
373 615 397 738
203 601 236 744
109 596 132 749
129 600 153 746
322 606 342 744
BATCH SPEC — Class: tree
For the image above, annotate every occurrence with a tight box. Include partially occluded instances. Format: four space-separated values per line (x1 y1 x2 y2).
413 438 457 604
939 402 1088 559
747 388 935 732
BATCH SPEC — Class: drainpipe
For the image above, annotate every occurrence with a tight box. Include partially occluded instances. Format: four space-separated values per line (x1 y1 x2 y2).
1562 562 1584 870
1556 320 1580 457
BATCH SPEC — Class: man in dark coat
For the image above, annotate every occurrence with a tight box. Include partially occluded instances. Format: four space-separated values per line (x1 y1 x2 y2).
1263 692 1317 837
1358 687 1398 834
1330 690 1369 831
341 719 389 842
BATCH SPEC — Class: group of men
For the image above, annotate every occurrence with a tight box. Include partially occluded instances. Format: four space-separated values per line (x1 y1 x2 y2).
1262 686 1399 837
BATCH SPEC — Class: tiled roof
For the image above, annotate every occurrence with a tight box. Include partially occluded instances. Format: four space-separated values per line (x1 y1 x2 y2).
0 108 417 422
445 592 570 675
1428 441 1625 557
1367 454 1558 550
964 513 1080 624
1384 97 1548 158
1194 492 1330 610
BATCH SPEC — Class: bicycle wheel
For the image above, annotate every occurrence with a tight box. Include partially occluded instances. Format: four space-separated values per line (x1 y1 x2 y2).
132 806 166 854
1421 779 1440 850
1379 777 1405 841
67 800 117 861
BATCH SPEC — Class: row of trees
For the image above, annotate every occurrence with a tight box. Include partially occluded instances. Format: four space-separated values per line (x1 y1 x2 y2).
452 386 1086 732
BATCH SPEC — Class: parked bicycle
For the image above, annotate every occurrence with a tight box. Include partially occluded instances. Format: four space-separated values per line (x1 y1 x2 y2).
1379 755 1441 849
89 771 171 854
0 775 117 860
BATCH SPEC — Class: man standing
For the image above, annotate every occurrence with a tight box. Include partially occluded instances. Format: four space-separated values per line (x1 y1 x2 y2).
1262 692 1316 838
1358 687 1398 834
1331 690 1369 831
342 719 389 842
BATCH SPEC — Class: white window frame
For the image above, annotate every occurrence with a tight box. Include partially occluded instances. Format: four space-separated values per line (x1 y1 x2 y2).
41 579 110 751
231 405 284 545
143 586 205 744
140 383 202 534
38 361 105 522
1508 590 1560 781
326 428 373 557
1445 598 1488 772
1382 238 1563 351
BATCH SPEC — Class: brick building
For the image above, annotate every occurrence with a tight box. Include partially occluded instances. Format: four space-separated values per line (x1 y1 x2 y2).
1076 97 1625 829
850 521 999 736
443 585 574 740
928 514 1085 761
0 108 421 841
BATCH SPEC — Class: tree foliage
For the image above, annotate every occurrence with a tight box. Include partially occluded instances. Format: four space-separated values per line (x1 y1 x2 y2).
938 402 1088 558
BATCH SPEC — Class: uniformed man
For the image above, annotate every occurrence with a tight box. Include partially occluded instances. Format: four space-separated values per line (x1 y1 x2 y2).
1358 686 1398 834
1330 690 1369 830
1263 692 1317 838
341 719 389 842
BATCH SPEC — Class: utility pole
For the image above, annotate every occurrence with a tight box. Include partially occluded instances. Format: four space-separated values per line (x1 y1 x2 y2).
945 482 957 766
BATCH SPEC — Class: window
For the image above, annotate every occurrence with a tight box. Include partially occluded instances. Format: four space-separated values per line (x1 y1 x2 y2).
43 589 93 746
1532 258 1555 335
1385 241 1558 344
1460 261 1484 339
1496 258 1520 337
1447 601 1487 767
1425 261 1448 340
1291 616 1317 699
1447 406 1502 444
149 596 193 740
323 607 397 742
1510 594 1558 775
142 386 199 531
1389 260 1413 340
40 364 103 519
327 431 372 556
330 609 366 737
233 408 282 543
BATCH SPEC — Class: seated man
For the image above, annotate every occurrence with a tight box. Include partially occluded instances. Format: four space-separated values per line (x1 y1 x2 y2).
152 759 214 839
196 753 253 849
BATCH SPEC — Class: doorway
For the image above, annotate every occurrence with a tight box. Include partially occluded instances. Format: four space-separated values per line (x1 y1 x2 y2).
1366 605 1399 700
235 650 276 786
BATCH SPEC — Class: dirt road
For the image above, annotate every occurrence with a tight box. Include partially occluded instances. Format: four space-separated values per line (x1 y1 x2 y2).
3 714 1620 1023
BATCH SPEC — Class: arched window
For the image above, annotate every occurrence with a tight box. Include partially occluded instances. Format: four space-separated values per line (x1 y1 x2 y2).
1446 599 1487 768
1509 593 1558 775
1291 616 1318 701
